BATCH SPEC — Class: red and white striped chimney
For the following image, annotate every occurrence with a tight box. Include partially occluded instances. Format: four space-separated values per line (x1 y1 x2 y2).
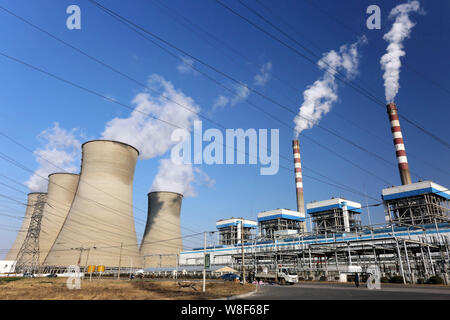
387 102 412 185
292 140 306 216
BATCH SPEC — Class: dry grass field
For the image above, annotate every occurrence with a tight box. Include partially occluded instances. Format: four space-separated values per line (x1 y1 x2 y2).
0 277 255 300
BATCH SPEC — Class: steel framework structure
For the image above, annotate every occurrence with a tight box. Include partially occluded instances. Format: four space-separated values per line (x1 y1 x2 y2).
14 193 47 274
385 192 449 226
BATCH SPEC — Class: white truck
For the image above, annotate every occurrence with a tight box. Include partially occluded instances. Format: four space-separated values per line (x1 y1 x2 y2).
255 267 298 285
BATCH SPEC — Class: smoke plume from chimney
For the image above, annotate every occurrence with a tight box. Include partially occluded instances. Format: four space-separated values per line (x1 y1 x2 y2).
380 1 422 103
294 37 366 137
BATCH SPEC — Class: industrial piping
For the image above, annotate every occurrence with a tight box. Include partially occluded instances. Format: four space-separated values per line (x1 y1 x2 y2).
387 103 412 185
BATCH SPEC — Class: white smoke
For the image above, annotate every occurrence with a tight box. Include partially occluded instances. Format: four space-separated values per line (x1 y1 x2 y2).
150 159 196 196
102 74 213 197
177 56 196 74
212 83 250 111
294 37 367 137
25 123 82 192
254 61 272 86
381 1 422 102
102 74 199 159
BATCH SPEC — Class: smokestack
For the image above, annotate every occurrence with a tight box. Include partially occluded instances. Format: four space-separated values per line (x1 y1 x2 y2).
40 173 79 265
292 140 307 232
387 103 412 185
140 191 183 268
5 192 47 261
45 140 141 268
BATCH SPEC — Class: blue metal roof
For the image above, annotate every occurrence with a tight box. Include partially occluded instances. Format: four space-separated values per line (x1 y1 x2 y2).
382 187 450 201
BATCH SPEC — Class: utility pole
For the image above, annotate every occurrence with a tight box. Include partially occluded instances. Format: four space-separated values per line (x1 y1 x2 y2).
129 257 133 279
118 242 123 280
203 232 206 293
241 220 245 284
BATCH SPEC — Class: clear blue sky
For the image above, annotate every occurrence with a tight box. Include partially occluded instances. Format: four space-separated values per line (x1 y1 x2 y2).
0 0 449 255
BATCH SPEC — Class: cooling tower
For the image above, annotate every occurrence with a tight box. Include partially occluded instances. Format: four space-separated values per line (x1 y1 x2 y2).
292 140 307 231
387 103 412 185
5 192 47 261
140 191 183 268
40 173 79 265
44 140 141 268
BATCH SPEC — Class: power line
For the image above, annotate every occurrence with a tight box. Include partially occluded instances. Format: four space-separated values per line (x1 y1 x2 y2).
300 0 450 97
214 0 450 150
85 0 437 182
146 0 450 179
0 50 384 203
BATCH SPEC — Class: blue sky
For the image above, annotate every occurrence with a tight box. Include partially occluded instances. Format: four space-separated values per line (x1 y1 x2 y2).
0 0 449 256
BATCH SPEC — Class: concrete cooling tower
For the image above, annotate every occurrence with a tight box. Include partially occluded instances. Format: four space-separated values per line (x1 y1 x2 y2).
5 192 47 261
40 173 79 265
140 192 183 268
44 140 141 268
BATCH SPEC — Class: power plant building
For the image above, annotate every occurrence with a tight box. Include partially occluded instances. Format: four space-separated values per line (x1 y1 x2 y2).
307 198 362 235
382 181 450 226
258 209 305 239
44 140 141 268
216 218 257 246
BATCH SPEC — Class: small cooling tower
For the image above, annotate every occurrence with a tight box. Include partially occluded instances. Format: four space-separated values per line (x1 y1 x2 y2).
5 192 47 261
40 173 79 265
44 140 141 268
140 191 183 268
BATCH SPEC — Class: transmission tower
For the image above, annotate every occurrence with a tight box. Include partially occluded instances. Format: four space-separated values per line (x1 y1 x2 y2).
14 193 47 274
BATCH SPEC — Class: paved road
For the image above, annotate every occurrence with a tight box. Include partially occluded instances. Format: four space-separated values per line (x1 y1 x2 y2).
242 282 450 300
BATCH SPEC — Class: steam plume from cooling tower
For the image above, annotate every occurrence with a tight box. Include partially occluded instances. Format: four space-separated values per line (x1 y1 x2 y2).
294 37 367 137
101 74 213 196
25 123 81 192
380 1 422 102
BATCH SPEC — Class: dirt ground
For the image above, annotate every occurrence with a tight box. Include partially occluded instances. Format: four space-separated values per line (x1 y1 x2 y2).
0 277 255 300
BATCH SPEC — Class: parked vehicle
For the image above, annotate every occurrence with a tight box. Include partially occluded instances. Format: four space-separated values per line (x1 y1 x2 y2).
46 273 57 278
220 273 240 281
23 272 35 278
255 267 298 285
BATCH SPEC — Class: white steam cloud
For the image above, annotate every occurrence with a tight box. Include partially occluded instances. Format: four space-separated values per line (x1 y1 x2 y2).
381 1 422 102
25 123 82 192
212 83 250 111
102 74 212 197
177 56 196 75
294 37 367 137
254 61 272 86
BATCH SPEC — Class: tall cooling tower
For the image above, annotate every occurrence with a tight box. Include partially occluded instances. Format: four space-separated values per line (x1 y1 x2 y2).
140 192 183 268
44 140 141 268
387 102 412 185
40 173 79 265
5 192 47 261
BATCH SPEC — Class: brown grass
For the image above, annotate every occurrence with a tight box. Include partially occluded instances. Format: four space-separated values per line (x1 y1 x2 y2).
0 278 255 300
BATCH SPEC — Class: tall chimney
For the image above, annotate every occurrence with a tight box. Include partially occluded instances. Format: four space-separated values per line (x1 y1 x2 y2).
387 102 412 185
292 140 306 231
